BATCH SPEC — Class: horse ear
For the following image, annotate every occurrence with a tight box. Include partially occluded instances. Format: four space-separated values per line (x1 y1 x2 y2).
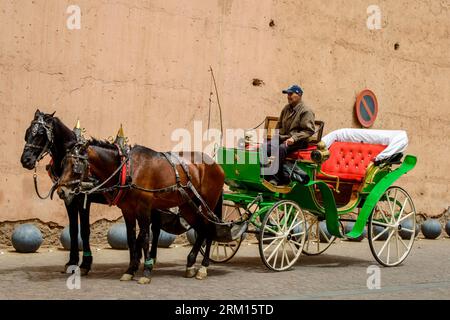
34 109 41 117
50 111 55 117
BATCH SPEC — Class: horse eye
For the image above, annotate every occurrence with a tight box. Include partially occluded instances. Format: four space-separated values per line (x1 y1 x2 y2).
31 129 37 137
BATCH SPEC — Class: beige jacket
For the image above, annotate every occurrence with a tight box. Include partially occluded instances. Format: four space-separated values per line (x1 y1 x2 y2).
276 101 315 143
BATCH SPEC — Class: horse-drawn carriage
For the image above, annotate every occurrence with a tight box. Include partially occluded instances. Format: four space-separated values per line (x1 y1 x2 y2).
206 118 418 271
22 111 418 281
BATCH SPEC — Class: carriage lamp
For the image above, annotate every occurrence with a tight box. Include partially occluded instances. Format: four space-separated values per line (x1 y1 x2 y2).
311 141 330 164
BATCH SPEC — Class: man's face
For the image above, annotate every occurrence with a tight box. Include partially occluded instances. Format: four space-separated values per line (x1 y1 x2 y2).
287 92 301 106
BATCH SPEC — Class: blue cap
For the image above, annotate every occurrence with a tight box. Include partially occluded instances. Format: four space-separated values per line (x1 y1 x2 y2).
282 84 303 95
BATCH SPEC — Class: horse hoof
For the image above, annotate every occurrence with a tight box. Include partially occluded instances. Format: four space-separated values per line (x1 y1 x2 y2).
185 267 197 278
137 277 151 285
195 266 208 280
120 273 134 281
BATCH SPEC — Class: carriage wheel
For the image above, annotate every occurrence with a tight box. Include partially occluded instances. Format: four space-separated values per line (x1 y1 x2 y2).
200 201 245 263
258 200 306 271
368 186 416 267
302 211 336 256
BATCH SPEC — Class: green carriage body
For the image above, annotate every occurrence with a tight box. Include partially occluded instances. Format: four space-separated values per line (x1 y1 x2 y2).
212 123 418 270
218 146 417 239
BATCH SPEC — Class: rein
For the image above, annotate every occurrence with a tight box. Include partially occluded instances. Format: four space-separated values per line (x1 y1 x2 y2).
26 116 56 200
33 164 58 200
73 154 129 193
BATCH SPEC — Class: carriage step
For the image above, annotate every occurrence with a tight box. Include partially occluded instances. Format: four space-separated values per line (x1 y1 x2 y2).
262 179 293 194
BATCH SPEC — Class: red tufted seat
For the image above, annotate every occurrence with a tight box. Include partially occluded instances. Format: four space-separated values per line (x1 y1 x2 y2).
316 142 387 183
247 144 318 160
287 145 317 161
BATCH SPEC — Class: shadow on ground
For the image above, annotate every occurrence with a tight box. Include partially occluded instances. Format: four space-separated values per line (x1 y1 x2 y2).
210 252 371 274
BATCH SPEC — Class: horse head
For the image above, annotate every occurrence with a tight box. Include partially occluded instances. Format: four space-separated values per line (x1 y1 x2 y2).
57 139 119 204
21 109 56 169
57 138 91 203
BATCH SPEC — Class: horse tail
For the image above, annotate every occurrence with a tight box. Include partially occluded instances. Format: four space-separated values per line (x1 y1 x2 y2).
213 190 223 221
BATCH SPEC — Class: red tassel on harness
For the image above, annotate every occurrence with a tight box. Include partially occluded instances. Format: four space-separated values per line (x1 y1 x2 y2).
111 144 128 206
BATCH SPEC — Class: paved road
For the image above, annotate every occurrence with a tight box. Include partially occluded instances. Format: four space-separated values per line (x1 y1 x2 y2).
0 238 449 300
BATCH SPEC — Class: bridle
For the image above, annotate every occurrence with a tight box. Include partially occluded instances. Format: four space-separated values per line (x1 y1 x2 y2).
25 115 54 162
60 138 92 196
24 115 58 200
60 140 128 208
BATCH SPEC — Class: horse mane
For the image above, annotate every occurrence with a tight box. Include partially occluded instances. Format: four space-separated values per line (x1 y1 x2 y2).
132 145 161 158
52 117 75 137
89 138 117 150
88 138 161 158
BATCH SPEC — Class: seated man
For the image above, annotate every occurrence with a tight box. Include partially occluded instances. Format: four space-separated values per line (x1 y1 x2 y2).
264 84 316 185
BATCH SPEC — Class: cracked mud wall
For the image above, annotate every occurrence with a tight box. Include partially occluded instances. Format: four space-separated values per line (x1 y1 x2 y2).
0 0 449 227
0 217 121 248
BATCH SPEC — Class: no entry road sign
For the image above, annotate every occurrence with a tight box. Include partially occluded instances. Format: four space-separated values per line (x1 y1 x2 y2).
355 89 378 128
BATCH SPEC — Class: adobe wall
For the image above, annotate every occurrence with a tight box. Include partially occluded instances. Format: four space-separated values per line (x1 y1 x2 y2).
1 0 449 227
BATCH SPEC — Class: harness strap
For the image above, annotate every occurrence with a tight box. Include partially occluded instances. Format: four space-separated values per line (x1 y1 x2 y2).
163 152 222 224
171 153 192 181
130 183 178 193
186 181 219 219
111 144 129 206
84 156 129 195
76 149 228 226
162 152 181 184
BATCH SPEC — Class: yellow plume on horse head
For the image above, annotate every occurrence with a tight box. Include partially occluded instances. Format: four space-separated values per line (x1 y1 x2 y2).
114 123 128 148
73 118 83 139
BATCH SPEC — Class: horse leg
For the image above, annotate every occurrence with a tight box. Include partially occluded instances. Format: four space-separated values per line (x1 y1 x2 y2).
177 203 209 278
185 230 205 278
120 213 139 281
134 227 143 265
137 212 152 285
196 238 212 280
192 178 224 280
195 192 223 280
65 201 79 271
143 209 161 275
79 199 92 276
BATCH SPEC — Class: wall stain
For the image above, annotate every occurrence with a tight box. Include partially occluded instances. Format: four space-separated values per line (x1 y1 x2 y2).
218 0 233 16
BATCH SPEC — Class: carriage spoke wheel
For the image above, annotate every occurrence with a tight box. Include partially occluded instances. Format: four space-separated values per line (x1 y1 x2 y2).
368 186 416 267
200 201 245 263
302 211 336 256
258 200 306 271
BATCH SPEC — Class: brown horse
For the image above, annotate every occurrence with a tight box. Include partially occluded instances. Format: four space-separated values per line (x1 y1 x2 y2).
57 139 226 284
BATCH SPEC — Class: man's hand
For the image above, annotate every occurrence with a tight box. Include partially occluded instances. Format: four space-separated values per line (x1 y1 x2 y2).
285 137 295 146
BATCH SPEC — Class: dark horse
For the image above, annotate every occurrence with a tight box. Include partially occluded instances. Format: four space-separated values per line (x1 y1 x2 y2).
57 138 226 283
20 110 107 275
